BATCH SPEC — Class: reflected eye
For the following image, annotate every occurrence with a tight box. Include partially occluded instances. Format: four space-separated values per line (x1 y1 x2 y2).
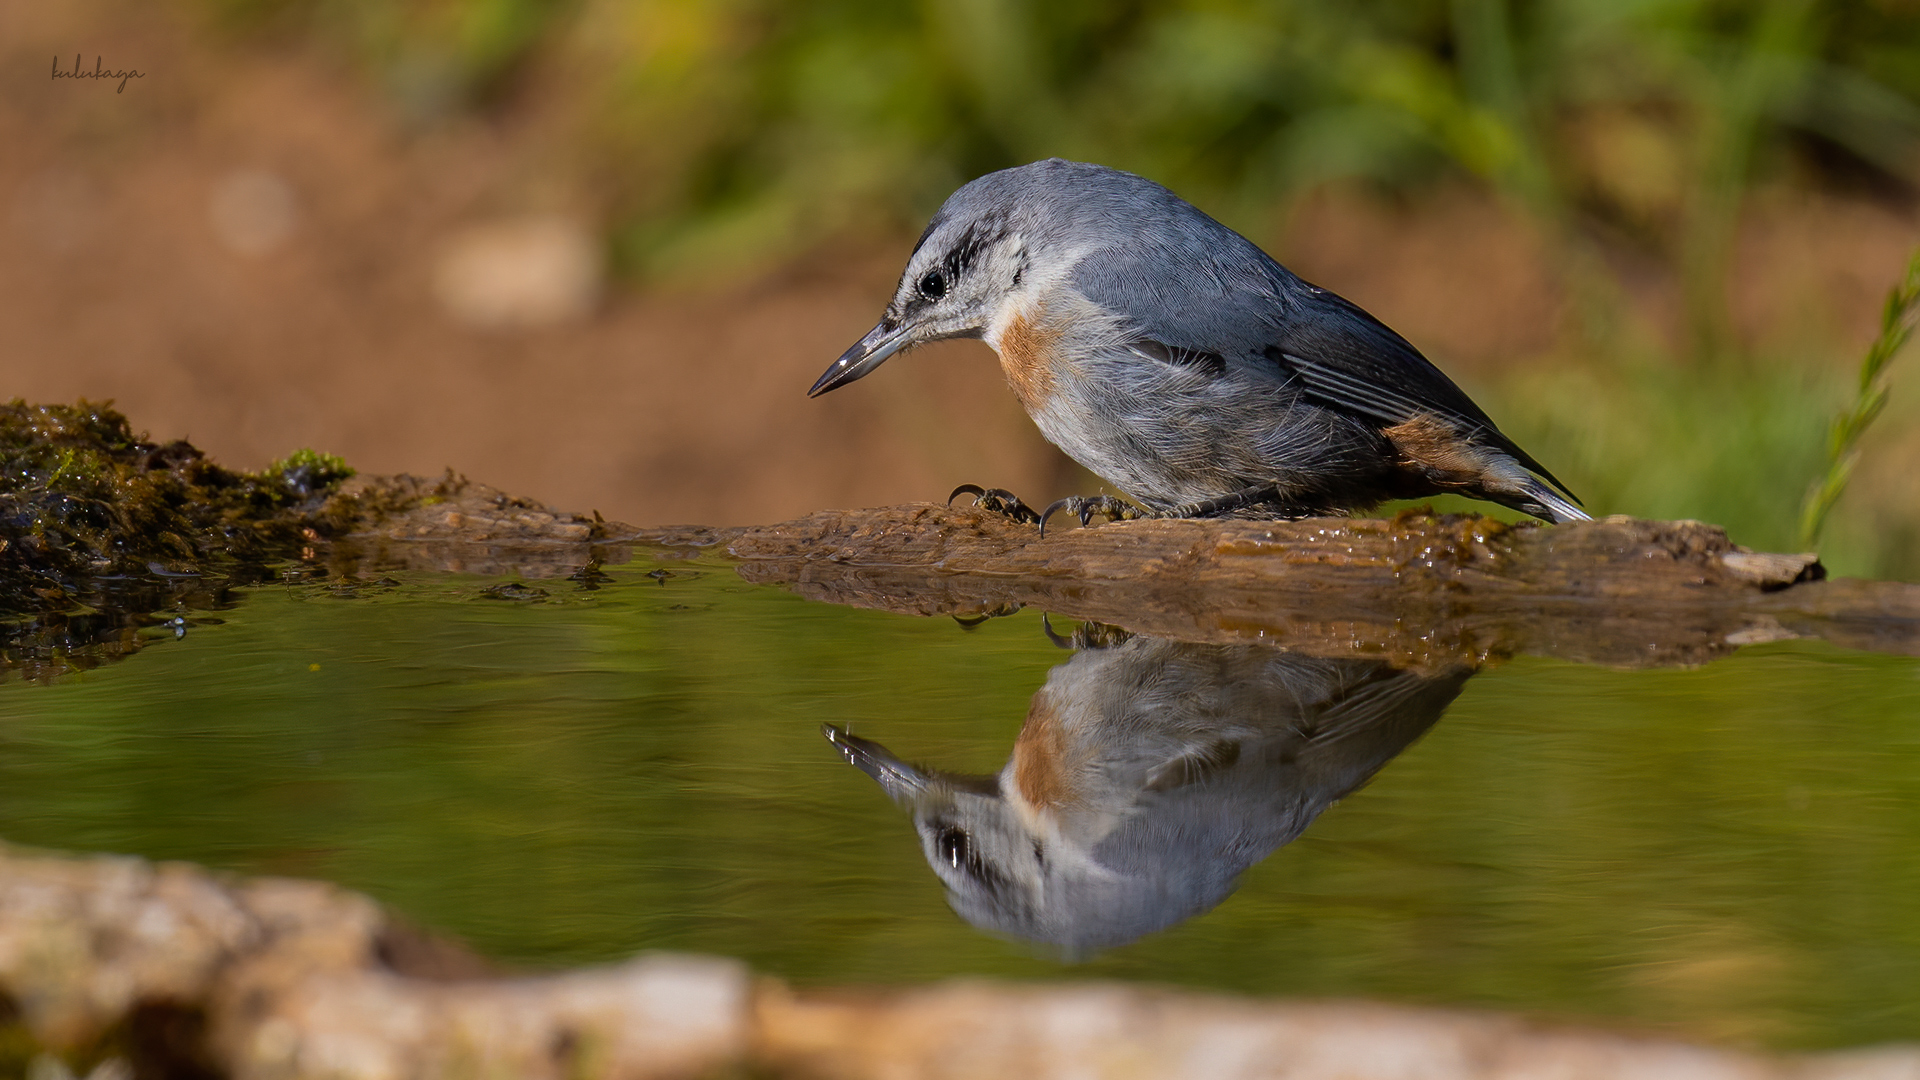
918 269 948 300
936 826 968 869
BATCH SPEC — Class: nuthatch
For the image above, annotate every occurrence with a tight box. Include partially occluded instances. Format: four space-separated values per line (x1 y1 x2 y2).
810 159 1587 528
824 632 1470 952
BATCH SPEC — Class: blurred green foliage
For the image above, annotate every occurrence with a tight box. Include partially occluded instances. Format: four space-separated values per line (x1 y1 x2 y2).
200 0 576 115
203 0 1920 295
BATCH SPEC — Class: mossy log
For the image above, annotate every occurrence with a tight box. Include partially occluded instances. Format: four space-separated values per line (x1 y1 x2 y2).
7 401 1911 669
5 425 1911 671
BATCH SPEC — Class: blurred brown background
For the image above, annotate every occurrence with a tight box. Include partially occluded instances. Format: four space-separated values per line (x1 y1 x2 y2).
6 0 1053 529
4 0 1919 576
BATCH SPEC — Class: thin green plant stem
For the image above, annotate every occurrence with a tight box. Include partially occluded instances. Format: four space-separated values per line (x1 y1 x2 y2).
1798 246 1920 550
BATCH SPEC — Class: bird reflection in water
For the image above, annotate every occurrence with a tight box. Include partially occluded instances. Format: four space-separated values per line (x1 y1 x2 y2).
824 625 1473 953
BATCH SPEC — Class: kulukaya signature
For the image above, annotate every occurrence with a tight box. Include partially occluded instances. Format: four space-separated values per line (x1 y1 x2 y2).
51 54 144 93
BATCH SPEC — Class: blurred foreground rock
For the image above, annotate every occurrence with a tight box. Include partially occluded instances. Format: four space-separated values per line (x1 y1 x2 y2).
0 843 744 1080
4 841 1920 1080
757 983 1920 1080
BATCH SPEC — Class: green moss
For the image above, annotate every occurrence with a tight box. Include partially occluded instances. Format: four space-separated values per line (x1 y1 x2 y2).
261 447 356 496
0 400 357 616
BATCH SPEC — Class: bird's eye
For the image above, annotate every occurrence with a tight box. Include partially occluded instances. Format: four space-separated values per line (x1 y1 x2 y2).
936 826 968 869
918 269 948 300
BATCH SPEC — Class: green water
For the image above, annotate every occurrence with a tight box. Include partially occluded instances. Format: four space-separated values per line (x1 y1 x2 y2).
2 558 1918 1050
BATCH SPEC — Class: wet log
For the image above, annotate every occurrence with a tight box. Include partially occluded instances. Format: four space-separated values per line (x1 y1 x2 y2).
332 484 1920 666
662 504 1918 666
7 395 1908 671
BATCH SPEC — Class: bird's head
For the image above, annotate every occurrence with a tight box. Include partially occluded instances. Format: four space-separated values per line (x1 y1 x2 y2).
809 160 1127 397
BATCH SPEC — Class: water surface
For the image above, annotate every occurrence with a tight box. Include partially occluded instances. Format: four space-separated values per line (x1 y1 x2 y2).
2 558 1917 1050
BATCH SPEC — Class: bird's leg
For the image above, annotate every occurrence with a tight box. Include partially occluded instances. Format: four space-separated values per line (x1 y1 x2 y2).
1166 482 1285 519
1037 494 1145 537
948 484 1042 524
1037 482 1300 536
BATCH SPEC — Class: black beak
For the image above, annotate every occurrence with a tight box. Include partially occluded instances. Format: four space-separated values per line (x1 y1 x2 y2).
822 724 929 801
809 317 913 397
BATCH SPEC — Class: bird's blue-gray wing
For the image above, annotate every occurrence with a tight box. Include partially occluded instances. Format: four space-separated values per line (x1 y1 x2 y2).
1069 239 1574 495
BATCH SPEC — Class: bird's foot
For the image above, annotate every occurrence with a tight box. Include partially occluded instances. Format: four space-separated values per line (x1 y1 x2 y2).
952 602 1025 629
948 484 1042 525
1038 494 1146 537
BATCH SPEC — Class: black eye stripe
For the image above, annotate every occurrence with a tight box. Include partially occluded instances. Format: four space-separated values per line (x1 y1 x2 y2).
908 213 1009 304
943 222 991 280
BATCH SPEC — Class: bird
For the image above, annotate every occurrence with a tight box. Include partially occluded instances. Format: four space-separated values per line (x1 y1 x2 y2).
823 629 1471 952
808 158 1588 530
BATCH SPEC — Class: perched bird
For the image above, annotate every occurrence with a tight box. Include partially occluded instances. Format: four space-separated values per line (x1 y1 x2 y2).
824 630 1471 952
809 159 1587 528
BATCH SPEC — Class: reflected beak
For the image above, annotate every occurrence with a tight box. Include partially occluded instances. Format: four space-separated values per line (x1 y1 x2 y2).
822 724 928 801
809 318 912 397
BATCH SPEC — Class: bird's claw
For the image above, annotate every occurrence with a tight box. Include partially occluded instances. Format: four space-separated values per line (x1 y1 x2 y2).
952 602 1024 629
948 484 1042 524
1037 495 1145 537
